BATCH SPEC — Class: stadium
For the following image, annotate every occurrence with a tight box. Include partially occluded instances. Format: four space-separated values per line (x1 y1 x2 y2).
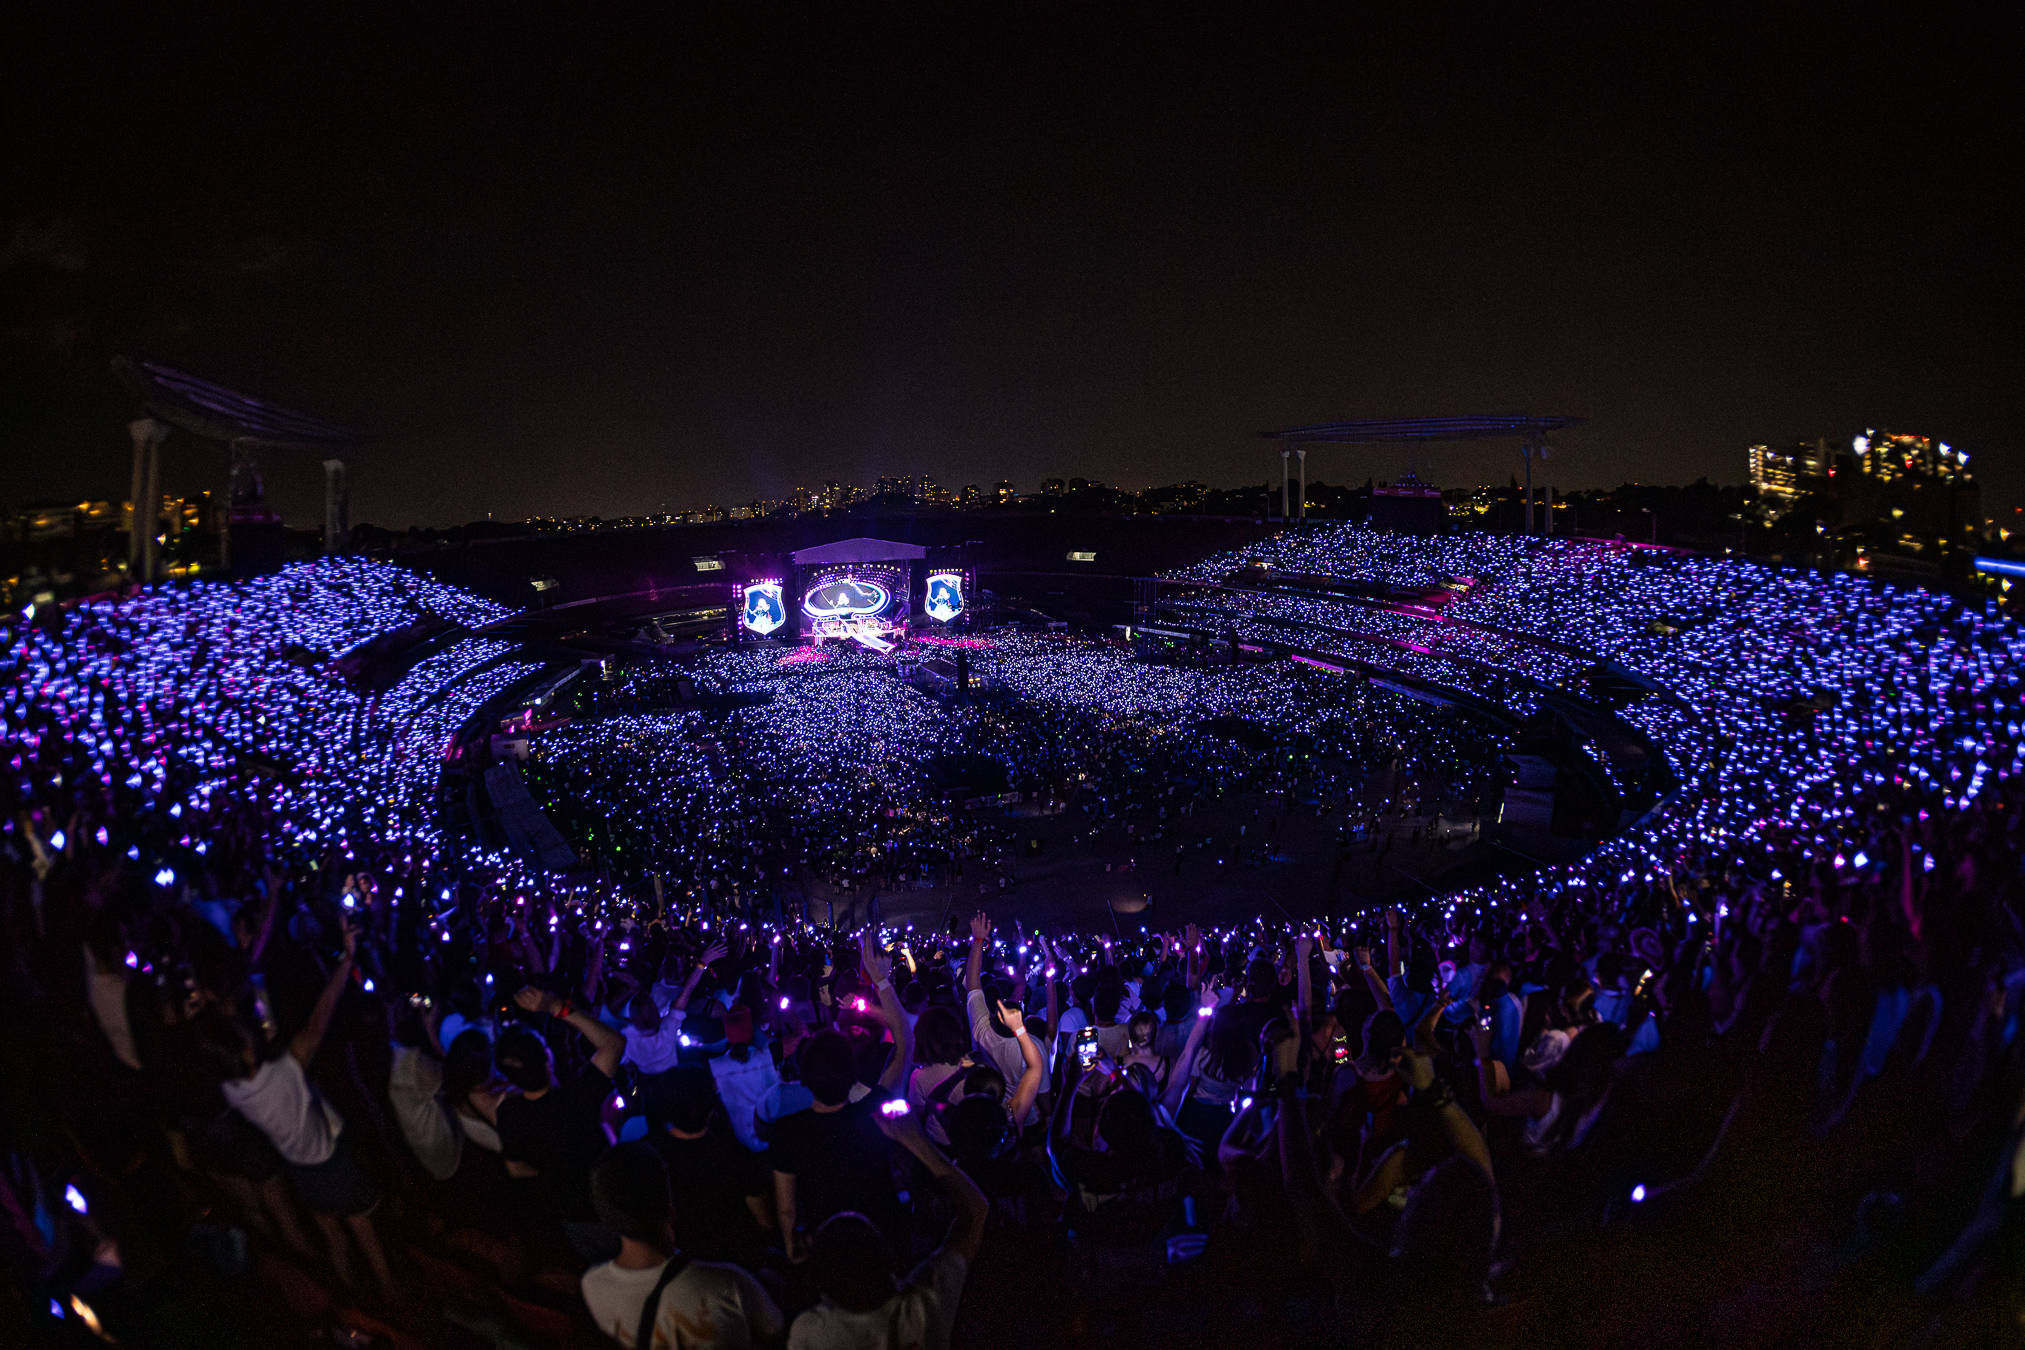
8 514 1992 929
6 511 2018 1348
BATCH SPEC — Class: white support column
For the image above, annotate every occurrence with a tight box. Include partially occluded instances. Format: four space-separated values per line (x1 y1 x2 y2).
1280 447 1290 522
1296 448 1307 523
127 417 170 580
322 459 349 553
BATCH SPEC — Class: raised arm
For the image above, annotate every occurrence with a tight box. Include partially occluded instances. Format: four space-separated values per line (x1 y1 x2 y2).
675 942 728 1011
1355 945 1393 1011
864 933 912 1092
544 906 565 975
290 921 356 1066
1044 945 1060 1037
1385 908 1403 979
580 924 608 1007
245 869 281 967
1412 992 1451 1058
1000 1000 1044 1121
1159 981 1218 1119
514 986 625 1079
965 911 989 995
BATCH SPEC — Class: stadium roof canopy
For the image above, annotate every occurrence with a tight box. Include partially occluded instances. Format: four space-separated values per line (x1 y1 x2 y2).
790 537 928 566
1260 415 1585 444
113 356 366 447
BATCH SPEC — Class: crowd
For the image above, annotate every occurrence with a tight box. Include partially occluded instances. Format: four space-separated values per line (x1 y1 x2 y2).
522 637 1509 913
0 538 2021 1346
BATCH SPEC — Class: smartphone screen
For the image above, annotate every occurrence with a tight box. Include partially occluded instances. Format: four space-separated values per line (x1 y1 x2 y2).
1075 1026 1100 1069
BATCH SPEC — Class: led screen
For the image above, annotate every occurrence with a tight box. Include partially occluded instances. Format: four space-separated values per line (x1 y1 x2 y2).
925 572 964 623
741 581 786 636
803 575 893 619
802 567 906 652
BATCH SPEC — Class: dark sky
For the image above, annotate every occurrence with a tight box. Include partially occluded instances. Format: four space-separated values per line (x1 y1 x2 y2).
2 9 2012 529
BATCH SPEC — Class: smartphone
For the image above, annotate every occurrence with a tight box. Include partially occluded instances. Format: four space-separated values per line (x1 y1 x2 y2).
1332 1039 1350 1065
1075 1026 1100 1069
879 1098 911 1119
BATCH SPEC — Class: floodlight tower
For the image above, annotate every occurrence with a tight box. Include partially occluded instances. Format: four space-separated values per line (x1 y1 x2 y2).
1520 434 1553 535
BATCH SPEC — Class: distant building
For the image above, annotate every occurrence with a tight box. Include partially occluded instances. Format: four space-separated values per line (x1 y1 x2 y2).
1748 438 1833 504
994 480 1016 504
1854 429 1969 484
1837 428 1978 552
959 483 983 508
1039 478 1066 496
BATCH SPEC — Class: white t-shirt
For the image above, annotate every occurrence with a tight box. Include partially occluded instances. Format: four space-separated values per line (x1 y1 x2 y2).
580 1255 783 1350
222 1054 343 1166
787 1246 968 1350
964 990 1037 1126
625 1006 691 1076
388 1045 463 1181
709 1048 780 1153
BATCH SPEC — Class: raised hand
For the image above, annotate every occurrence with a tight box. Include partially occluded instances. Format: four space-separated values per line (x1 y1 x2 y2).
701 941 730 967
512 986 557 1016
861 931 892 984
997 1000 1026 1036
969 910 992 943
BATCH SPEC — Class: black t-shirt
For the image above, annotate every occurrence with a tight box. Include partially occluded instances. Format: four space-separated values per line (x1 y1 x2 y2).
496 1063 613 1222
767 1097 900 1234
650 1127 769 1262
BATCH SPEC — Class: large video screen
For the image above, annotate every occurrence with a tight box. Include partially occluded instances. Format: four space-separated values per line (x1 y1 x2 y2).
924 571 965 624
740 581 786 636
802 565 907 651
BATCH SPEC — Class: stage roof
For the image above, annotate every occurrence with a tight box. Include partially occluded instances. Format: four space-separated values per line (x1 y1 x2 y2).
113 356 366 447
1260 415 1584 444
790 537 928 565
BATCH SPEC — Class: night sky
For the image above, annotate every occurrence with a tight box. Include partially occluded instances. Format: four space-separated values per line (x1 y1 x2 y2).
2 10 2011 529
